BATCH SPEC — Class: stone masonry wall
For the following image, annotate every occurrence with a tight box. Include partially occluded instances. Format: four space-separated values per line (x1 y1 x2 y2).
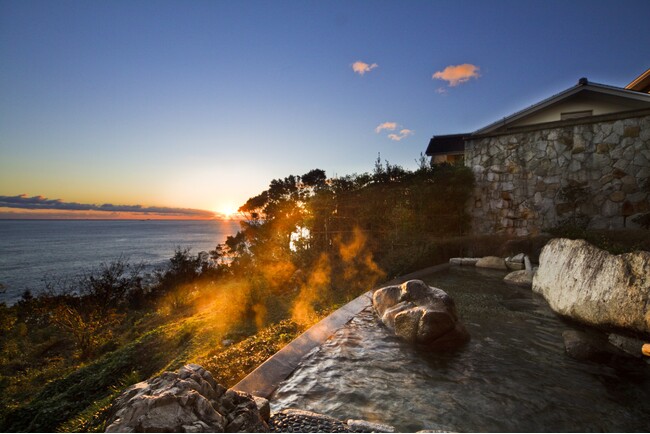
465 114 650 236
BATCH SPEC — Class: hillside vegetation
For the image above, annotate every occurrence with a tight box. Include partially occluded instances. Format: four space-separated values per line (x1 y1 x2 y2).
4 156 650 432
0 159 476 432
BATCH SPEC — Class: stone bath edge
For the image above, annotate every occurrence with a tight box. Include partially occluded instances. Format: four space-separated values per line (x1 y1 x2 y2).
232 263 450 398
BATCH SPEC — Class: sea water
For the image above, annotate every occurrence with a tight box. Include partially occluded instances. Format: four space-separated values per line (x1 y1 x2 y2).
0 219 240 304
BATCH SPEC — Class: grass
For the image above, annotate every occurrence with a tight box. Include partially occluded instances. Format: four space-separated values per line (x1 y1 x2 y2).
0 284 337 433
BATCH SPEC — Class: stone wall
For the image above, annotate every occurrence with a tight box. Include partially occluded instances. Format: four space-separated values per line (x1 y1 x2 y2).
465 114 650 236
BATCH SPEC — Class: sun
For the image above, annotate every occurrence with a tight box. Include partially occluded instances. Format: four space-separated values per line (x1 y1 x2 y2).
215 204 239 219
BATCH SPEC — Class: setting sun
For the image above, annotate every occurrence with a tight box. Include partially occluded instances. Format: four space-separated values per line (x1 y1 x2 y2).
215 204 240 219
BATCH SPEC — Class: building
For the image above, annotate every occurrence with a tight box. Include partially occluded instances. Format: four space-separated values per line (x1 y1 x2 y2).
426 69 650 235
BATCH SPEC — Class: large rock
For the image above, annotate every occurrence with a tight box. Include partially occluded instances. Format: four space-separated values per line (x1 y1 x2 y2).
505 253 526 270
372 280 469 349
475 256 508 270
533 238 650 334
503 270 534 288
105 364 268 432
608 333 646 358
562 330 618 362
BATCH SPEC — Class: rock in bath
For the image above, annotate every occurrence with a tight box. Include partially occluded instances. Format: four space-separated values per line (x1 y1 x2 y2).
533 238 650 334
372 279 469 349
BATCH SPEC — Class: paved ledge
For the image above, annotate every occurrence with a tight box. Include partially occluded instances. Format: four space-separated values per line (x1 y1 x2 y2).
232 262 450 398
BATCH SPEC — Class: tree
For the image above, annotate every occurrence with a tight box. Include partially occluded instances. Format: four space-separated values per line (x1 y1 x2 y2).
37 259 145 359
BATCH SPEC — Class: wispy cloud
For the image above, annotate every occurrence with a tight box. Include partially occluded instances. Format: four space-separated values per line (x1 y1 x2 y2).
432 63 480 87
0 194 215 218
388 129 414 141
375 121 397 133
352 60 378 76
375 123 414 141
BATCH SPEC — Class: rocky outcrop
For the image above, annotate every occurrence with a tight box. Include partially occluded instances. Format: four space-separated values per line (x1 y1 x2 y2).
372 280 469 349
105 364 268 433
532 238 650 334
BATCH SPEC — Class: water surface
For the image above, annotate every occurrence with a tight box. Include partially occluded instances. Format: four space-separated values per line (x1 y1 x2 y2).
271 267 650 432
0 219 240 304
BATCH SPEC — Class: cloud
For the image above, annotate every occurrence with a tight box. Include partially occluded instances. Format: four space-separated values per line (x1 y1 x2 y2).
432 63 480 87
375 122 397 133
375 122 414 141
388 129 414 141
352 60 378 75
0 194 215 218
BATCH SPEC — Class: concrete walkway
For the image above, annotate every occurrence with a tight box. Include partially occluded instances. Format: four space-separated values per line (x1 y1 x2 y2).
232 263 449 398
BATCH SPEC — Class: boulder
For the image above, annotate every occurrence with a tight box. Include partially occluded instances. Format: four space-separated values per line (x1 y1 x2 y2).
524 255 533 272
562 330 617 362
105 364 268 433
372 280 469 349
532 238 650 334
505 253 526 270
475 256 508 270
252 396 270 422
449 257 480 266
219 389 268 432
461 257 480 266
505 260 525 270
503 270 534 288
347 419 396 433
510 253 526 262
608 333 646 358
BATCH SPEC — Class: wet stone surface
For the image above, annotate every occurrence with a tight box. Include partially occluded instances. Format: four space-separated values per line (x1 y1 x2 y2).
271 267 650 432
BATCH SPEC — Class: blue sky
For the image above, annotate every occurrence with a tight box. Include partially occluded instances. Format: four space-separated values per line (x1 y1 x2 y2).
1 0 648 217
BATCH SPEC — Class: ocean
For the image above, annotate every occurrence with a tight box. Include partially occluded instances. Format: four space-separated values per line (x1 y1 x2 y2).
0 219 241 304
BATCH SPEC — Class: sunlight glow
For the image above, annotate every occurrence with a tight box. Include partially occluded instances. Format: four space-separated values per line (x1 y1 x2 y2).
215 204 240 219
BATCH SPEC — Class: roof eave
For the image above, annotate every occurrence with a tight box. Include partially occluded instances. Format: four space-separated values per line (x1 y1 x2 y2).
473 82 650 135
626 68 650 92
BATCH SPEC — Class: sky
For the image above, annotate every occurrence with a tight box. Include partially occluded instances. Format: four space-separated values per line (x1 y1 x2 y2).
1 0 649 219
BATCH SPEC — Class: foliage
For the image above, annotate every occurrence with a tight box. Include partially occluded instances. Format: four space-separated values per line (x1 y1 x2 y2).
154 248 211 310
547 226 650 255
199 318 307 387
34 259 145 359
1 326 168 432
219 160 474 281
0 156 477 432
